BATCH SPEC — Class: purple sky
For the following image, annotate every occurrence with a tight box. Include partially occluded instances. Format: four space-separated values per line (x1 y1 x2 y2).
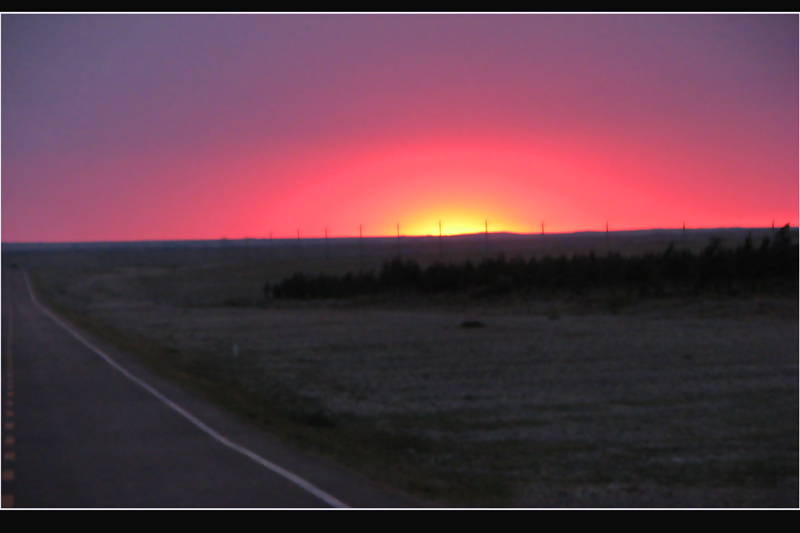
2 14 797 241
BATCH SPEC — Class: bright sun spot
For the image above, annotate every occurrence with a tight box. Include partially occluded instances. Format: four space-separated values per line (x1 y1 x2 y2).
403 209 522 236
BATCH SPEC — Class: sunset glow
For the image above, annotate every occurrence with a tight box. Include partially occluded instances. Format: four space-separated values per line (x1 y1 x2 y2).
2 15 797 242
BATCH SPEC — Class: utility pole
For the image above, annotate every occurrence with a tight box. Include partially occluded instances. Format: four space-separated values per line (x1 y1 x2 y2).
439 220 442 258
325 227 329 259
541 222 545 255
485 219 488 256
359 224 364 263
297 229 300 258
397 223 401 258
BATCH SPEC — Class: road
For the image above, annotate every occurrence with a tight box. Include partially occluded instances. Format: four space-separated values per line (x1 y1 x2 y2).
1 268 420 508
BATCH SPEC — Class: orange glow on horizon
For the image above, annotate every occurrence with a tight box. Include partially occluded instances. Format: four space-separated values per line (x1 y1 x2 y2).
399 207 526 237
7 131 794 243
255 135 712 240
256 138 571 238
116 134 799 241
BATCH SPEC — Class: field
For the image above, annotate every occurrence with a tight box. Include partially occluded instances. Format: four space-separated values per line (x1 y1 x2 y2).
5 229 798 507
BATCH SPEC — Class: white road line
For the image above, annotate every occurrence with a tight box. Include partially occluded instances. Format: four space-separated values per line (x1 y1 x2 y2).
21 271 349 509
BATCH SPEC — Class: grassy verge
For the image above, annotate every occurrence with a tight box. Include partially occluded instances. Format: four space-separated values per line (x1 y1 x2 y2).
26 267 798 507
27 270 514 506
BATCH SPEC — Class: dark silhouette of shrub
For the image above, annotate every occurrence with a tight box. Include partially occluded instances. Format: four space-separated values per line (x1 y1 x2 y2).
269 229 797 301
379 257 422 289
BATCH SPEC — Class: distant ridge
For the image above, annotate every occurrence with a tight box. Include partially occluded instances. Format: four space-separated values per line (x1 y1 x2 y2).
3 227 795 252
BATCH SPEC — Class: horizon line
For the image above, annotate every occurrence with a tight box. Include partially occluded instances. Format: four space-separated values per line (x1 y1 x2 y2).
2 225 793 246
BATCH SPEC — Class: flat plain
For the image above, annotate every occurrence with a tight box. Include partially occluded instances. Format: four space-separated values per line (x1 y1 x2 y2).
6 229 798 507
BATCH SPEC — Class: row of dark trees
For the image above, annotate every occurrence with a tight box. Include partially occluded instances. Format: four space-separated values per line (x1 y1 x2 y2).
266 226 798 300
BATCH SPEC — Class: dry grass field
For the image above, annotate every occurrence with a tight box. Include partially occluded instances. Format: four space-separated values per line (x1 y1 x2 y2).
7 229 798 507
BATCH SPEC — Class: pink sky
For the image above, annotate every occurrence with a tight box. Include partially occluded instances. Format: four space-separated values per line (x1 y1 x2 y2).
2 15 797 242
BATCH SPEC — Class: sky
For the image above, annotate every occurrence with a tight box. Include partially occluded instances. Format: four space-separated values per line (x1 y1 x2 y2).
2 14 798 242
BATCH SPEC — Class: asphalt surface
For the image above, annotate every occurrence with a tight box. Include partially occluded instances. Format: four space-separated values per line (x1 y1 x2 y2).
1 268 422 508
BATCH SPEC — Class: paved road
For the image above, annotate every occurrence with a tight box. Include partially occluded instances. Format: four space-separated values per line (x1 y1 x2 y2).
1 269 420 508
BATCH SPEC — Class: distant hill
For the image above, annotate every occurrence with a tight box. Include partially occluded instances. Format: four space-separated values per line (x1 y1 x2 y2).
3 227 795 252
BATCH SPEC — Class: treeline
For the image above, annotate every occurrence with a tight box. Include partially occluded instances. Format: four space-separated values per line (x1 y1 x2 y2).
266 226 798 300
